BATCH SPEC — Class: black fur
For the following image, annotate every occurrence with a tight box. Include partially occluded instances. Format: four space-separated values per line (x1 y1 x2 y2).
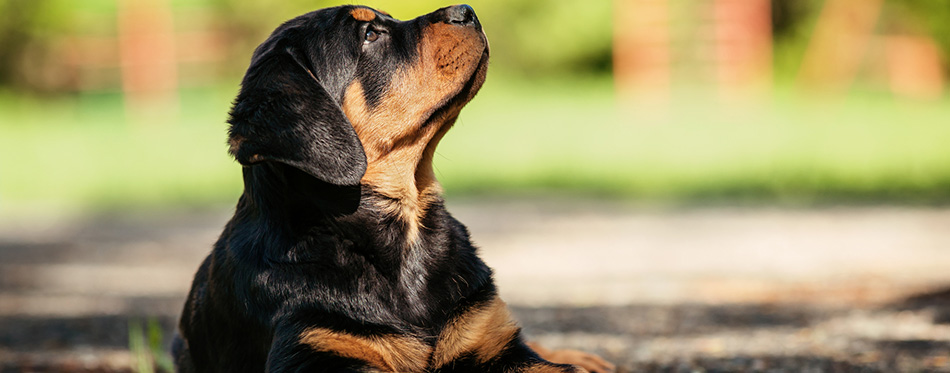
226 9 366 186
175 5 578 372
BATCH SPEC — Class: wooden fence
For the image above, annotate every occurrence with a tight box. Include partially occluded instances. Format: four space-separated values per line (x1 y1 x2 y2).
613 0 945 103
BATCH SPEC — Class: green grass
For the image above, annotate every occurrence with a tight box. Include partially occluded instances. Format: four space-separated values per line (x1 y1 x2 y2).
0 88 243 214
2 78 950 216
438 80 950 205
128 318 174 373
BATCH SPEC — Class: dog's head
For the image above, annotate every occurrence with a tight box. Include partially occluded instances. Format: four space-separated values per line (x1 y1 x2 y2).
227 5 488 193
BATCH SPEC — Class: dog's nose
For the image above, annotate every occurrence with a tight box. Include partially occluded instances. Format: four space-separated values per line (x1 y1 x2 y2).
446 4 479 27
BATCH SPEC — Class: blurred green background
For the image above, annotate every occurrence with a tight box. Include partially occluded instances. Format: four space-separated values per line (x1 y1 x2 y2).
1 0 950 217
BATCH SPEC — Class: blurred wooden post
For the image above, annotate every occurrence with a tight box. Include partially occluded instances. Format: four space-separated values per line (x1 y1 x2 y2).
117 0 179 121
884 35 945 100
712 0 772 99
798 0 882 93
614 0 671 105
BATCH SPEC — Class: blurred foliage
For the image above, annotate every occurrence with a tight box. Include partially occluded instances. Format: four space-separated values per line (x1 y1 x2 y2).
769 0 823 82
209 0 613 78
2 0 950 92
769 0 950 82
0 0 72 91
0 0 613 92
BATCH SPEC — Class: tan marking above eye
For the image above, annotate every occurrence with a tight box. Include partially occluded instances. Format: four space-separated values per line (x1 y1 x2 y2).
350 8 377 22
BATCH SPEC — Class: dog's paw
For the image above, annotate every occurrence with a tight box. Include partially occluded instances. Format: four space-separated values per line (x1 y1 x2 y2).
527 342 616 373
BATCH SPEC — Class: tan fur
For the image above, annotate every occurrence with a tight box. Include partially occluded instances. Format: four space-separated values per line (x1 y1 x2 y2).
299 300 578 372
228 135 244 156
523 365 587 373
299 328 430 372
342 23 486 243
350 8 377 22
528 342 614 373
431 297 521 368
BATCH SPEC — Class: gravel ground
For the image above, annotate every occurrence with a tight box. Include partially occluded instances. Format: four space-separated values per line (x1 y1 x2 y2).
2 200 950 372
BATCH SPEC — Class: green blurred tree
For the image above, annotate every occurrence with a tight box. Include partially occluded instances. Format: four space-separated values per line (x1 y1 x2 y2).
0 0 71 92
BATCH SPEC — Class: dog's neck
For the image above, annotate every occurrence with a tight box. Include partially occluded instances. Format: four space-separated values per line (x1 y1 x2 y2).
241 162 361 223
237 162 464 324
239 161 445 251
359 114 456 245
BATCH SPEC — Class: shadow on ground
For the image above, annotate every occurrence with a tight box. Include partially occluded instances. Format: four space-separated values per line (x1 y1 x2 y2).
3 207 950 372
894 287 950 325
2 299 950 372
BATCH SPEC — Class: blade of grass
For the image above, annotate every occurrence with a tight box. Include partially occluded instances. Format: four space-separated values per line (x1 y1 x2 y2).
128 319 154 373
148 318 175 373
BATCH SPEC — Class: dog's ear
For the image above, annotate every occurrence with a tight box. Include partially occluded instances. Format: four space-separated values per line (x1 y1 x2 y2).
227 38 366 186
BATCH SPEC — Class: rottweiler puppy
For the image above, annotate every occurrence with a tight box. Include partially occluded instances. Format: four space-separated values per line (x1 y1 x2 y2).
174 5 614 372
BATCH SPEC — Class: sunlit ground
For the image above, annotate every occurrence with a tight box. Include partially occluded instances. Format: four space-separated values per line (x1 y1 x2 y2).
3 77 950 371
3 202 950 371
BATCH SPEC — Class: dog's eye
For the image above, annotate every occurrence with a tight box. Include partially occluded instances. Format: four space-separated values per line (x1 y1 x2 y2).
364 29 380 43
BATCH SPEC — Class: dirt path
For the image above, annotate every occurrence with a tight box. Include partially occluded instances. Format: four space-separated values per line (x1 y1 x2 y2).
2 201 949 371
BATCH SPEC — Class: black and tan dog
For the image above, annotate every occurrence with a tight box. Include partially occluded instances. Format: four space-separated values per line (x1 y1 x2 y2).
174 5 613 372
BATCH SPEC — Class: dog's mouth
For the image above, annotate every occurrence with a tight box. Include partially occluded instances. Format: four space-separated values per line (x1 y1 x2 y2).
461 46 490 104
421 41 489 129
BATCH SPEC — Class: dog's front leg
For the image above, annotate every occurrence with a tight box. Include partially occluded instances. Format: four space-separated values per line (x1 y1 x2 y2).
266 323 379 373
267 318 432 373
